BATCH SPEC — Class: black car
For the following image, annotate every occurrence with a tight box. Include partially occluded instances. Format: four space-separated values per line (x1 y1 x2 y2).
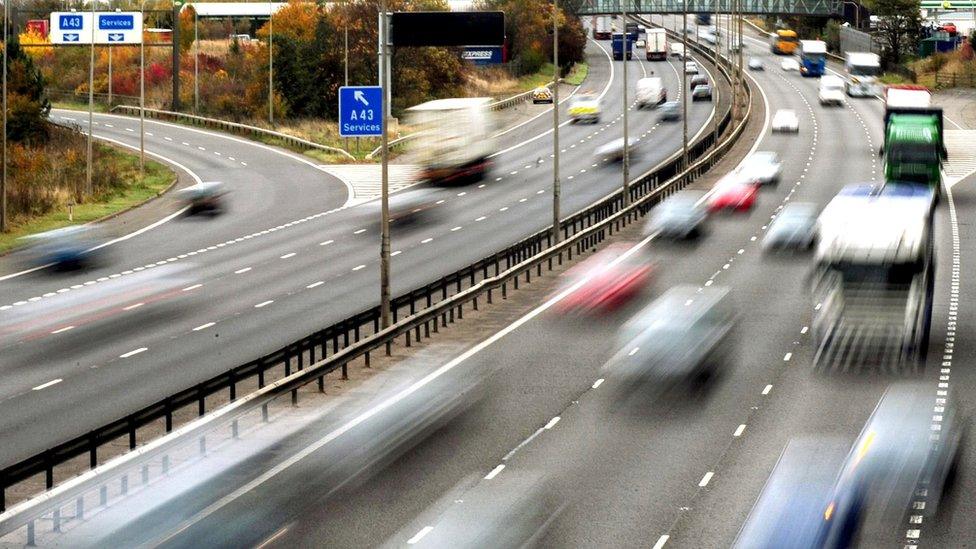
689 75 709 90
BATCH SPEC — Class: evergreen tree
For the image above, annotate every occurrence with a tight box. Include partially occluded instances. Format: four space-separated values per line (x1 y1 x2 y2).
4 30 51 144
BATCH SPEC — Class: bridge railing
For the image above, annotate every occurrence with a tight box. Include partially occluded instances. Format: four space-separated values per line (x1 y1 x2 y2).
576 0 842 15
0 34 752 536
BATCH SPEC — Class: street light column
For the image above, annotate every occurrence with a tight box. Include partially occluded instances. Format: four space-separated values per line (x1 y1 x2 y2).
552 0 560 244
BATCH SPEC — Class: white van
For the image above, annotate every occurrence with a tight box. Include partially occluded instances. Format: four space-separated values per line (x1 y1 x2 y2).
636 77 666 109
818 75 845 106
669 42 685 59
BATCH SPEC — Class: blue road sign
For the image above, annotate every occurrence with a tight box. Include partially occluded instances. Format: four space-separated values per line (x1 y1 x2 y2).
59 15 84 30
462 47 503 65
98 14 135 30
339 86 383 137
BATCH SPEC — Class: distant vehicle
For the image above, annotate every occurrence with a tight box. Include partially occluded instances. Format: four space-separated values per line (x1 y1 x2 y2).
645 28 668 60
844 52 881 97
552 242 655 316
729 36 743 52
532 86 553 104
604 285 735 389
568 93 601 124
700 31 718 45
406 98 498 185
612 32 634 60
645 190 708 239
707 174 759 212
685 61 699 74
387 186 441 226
818 75 846 106
733 437 864 549
659 100 682 121
737 151 782 185
882 85 946 193
799 39 827 77
748 57 764 70
770 28 799 54
690 75 709 89
691 84 713 101
771 109 800 133
763 202 818 251
669 42 685 58
696 14 712 25
229 33 252 42
177 181 227 215
594 137 638 162
18 226 102 271
781 58 800 71
636 77 666 109
593 15 613 40
940 22 958 34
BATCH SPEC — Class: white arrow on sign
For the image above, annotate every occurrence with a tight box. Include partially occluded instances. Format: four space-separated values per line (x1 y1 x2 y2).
64 33 80 42
354 90 370 106
108 33 124 42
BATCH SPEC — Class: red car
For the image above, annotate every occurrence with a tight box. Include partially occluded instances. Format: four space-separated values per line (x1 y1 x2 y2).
552 243 655 315
707 174 760 213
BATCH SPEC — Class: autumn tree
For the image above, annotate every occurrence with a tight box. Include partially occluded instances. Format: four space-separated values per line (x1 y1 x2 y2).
477 0 587 76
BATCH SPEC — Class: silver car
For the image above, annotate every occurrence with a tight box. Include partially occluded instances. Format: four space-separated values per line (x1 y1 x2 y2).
738 151 782 185
763 202 818 251
645 190 708 239
594 137 638 162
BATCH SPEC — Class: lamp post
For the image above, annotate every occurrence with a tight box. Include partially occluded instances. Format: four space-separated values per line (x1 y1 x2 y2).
682 0 688 170
379 0 390 328
193 6 198 112
140 0 146 178
552 0 560 244
842 0 861 29
622 0 630 206
86 0 96 197
1 0 7 232
268 0 274 126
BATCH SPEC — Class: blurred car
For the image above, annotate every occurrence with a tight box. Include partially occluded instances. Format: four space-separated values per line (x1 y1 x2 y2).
388 186 441 225
177 181 226 215
594 137 638 162
707 174 759 212
734 437 865 549
568 93 601 124
645 190 708 239
18 226 102 271
659 100 682 122
941 22 957 34
763 202 818 252
532 86 553 104
781 58 800 71
748 57 764 70
669 43 685 58
685 61 700 74
818 74 845 106
771 109 800 133
691 84 713 101
689 75 709 89
736 151 782 185
604 285 736 388
552 242 655 316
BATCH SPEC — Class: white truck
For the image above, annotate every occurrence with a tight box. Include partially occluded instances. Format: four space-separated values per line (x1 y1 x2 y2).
844 52 881 97
593 16 612 40
812 183 935 372
645 28 667 60
405 98 498 185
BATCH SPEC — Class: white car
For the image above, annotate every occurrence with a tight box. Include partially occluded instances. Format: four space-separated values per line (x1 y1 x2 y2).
670 43 685 58
594 137 638 161
771 109 799 133
748 57 764 71
818 75 845 106
781 58 800 72
685 61 699 74
736 151 782 185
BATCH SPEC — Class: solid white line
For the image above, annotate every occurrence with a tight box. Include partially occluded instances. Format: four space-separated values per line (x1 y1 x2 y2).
407 526 434 545
255 300 274 308
193 322 216 331
652 535 670 549
255 526 290 549
235 267 252 274
484 464 506 480
306 281 324 289
699 472 714 487
280 253 296 259
123 302 144 311
51 326 75 334
32 379 63 391
182 284 203 292
544 416 561 429
120 347 148 359
762 384 772 395
733 424 746 437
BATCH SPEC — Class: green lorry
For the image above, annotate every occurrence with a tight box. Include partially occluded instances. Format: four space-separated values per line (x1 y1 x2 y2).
882 85 947 194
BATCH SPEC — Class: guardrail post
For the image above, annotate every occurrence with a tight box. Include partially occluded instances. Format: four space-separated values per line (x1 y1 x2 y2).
0 478 4 513
198 388 206 417
141 464 149 484
341 363 349 380
199 436 206 456
76 496 84 520
129 418 137 450
53 508 61 533
262 403 269 422
26 520 35 546
318 375 326 393
89 432 98 469
120 475 128 495
291 386 298 406
162 455 170 474
99 485 107 506
46 459 54 490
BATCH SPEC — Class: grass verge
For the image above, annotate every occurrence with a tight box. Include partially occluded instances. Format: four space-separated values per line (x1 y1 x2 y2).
0 146 174 254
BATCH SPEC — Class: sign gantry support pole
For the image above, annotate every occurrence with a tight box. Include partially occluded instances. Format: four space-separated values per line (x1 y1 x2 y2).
682 0 688 171
379 1 391 329
552 0 560 245
87 0 95 197
622 0 630 207
1 0 7 233
268 0 274 127
140 1 146 178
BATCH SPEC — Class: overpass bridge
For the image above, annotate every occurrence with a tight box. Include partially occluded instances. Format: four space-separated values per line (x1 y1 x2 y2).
577 0 842 15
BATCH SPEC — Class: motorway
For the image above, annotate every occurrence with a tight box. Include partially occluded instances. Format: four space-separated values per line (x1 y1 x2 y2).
0 38 721 468
18 17 968 548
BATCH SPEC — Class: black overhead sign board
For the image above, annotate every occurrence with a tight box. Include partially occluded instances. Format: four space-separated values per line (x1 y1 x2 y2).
390 11 505 47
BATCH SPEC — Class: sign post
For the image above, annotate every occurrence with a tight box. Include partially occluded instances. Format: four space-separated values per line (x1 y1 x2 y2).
338 86 384 138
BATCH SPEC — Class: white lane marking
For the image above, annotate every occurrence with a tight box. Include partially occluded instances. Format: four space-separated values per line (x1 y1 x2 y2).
628 347 640 356
235 267 252 274
544 416 561 429
407 526 434 545
698 472 714 487
125 128 134 132
33 379 64 391
762 384 772 395
354 229 366 235
476 216 487 221
280 253 296 259
182 284 203 292
352 265 366 271
421 238 433 244
733 424 746 437
51 326 75 334
652 535 670 549
592 378 605 388
484 464 506 480
193 322 216 331
320 240 335 246
307 281 324 289
123 302 144 311
451 226 462 231
120 347 148 359
254 300 274 308
182 142 190 146
255 526 290 549
800 326 808 334
103 124 114 128
783 352 792 361
391 250 402 256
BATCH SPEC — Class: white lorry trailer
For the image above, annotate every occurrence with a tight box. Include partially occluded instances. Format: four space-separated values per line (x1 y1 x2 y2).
406 98 498 185
645 28 667 60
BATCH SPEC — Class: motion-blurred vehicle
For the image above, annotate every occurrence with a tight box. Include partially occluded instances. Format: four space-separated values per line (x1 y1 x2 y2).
594 137 638 162
882 85 946 194
407 98 498 185
669 42 685 58
763 202 818 252
177 181 227 215
691 84 713 101
834 383 961 525
636 77 666 109
387 186 441 226
690 75 709 90
780 58 800 72
645 190 708 239
659 100 682 121
748 57 764 70
685 61 699 74
707 174 759 212
569 93 601 124
734 437 864 549
844 52 881 96
940 22 958 34
552 242 654 316
531 86 553 104
604 285 735 388
736 151 782 185
18 225 102 271
771 109 800 133
770 28 799 55
799 39 827 76
645 27 668 60
612 32 634 60
818 75 846 106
